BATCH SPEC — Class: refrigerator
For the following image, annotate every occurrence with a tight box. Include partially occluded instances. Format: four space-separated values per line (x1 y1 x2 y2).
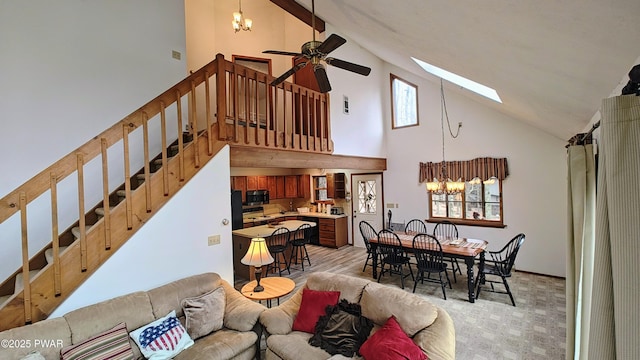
231 190 243 230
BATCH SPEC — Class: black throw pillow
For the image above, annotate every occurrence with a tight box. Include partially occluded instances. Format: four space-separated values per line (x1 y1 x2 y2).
309 299 374 357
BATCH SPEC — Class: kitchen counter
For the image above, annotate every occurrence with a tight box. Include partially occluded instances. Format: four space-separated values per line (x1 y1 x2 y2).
232 220 316 238
242 211 347 225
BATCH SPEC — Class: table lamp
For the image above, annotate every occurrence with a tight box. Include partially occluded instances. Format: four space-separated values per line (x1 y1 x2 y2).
240 237 274 292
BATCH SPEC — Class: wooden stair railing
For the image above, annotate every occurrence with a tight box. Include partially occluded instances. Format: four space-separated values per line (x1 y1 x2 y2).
0 53 333 331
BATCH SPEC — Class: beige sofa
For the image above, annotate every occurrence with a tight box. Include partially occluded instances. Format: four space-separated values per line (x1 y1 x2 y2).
260 272 455 360
0 273 265 360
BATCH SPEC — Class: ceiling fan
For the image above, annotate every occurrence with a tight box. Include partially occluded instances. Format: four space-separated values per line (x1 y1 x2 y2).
263 0 371 93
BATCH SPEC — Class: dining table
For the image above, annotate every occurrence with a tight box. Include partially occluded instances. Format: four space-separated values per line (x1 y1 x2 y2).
369 232 488 303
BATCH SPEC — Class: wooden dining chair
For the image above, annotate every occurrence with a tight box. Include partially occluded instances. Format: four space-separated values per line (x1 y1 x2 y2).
475 233 526 306
265 227 291 276
405 219 428 234
376 229 414 289
412 233 451 299
433 220 462 282
359 221 379 272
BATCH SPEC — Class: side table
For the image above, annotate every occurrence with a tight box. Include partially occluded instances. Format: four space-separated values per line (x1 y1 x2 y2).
241 276 295 307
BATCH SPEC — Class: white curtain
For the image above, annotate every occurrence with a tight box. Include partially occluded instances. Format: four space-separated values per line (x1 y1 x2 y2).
566 144 596 360
588 95 640 359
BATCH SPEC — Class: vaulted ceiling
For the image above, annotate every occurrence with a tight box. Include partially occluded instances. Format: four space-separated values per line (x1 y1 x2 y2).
277 0 640 140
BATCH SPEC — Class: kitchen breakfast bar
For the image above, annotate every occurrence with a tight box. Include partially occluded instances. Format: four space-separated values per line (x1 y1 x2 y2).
232 214 348 282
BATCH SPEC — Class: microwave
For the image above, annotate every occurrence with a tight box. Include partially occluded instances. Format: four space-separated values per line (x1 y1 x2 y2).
246 190 269 205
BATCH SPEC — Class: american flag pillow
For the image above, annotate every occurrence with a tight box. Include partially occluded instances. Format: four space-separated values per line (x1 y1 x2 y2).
129 310 194 360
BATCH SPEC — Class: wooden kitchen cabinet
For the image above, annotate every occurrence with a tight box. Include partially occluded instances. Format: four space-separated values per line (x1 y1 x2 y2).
276 176 286 199
232 176 247 203
246 176 258 190
326 173 345 199
297 174 311 198
258 176 268 190
318 217 348 248
285 175 298 198
267 176 277 197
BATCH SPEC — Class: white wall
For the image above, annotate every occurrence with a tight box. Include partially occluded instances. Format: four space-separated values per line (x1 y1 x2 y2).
0 0 188 279
381 64 568 277
51 146 233 317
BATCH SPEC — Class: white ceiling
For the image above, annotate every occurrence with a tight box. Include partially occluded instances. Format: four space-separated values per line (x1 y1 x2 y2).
297 0 640 140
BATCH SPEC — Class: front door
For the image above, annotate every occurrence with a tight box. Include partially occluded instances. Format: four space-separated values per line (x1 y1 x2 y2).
351 173 384 248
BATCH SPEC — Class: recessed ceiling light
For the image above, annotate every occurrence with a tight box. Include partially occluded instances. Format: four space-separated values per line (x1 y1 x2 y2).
411 57 502 103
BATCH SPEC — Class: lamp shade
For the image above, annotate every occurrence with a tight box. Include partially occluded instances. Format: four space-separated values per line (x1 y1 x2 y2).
241 238 274 266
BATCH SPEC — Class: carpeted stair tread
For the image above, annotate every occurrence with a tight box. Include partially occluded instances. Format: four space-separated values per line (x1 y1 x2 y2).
116 190 126 197
15 270 40 293
45 246 69 264
95 206 114 217
0 294 10 306
71 227 81 239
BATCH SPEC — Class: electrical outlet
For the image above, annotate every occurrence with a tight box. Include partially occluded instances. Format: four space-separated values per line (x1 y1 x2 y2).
208 235 220 246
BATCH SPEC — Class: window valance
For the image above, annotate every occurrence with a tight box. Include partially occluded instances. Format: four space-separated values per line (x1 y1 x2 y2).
419 157 509 183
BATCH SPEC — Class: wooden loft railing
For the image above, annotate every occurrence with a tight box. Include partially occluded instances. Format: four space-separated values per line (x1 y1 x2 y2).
0 53 332 330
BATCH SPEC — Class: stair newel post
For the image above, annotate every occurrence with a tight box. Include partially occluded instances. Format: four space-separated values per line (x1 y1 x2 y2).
176 90 185 182
123 124 133 230
142 112 152 213
100 138 112 250
160 102 169 196
190 80 200 168
76 153 87 272
204 71 213 155
215 54 228 142
19 192 32 324
50 173 62 296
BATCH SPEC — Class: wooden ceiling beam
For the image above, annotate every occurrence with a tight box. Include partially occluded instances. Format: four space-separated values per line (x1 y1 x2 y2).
269 0 325 33
230 147 386 170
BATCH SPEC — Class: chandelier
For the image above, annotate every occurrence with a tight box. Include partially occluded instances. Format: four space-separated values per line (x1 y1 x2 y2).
232 0 252 33
426 79 464 195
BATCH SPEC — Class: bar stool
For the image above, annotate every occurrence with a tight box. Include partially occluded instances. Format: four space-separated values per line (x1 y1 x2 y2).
265 227 291 276
289 223 312 271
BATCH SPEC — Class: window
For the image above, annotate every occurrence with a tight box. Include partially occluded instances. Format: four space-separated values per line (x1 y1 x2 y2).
390 74 418 129
313 176 328 201
429 177 504 227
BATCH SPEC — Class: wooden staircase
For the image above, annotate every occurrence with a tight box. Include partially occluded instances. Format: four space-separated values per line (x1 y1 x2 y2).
0 53 333 331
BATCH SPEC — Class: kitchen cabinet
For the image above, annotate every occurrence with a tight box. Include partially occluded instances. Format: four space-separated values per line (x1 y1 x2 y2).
267 176 277 197
232 176 247 203
297 174 311 198
276 176 286 199
318 217 348 248
258 176 268 190
326 173 345 199
247 176 258 190
285 175 298 198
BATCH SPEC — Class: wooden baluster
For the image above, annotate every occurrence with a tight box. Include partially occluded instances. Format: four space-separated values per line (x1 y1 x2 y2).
254 73 260 146
160 102 169 196
266 77 272 147
142 112 151 213
76 154 87 272
243 70 250 145
215 53 227 141
233 69 239 143
190 80 200 168
311 92 318 152
123 124 133 230
19 192 32 323
306 92 312 151
100 139 111 249
176 90 185 181
283 85 288 149
273 86 279 147
204 71 213 155
50 173 61 295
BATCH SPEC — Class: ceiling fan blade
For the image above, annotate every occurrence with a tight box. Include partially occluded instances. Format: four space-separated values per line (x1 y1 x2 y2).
326 57 372 76
263 50 304 57
270 62 308 86
314 64 332 93
315 34 346 55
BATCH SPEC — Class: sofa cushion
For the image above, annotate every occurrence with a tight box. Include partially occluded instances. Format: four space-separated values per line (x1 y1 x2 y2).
60 322 134 360
130 310 193 360
359 316 427 360
0 318 71 359
360 282 438 337
173 328 257 360
292 288 340 333
305 272 370 304
309 300 373 357
147 273 222 320
266 332 332 360
181 286 225 339
63 291 154 360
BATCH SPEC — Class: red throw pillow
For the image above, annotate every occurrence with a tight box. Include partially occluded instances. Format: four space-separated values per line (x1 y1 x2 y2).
360 316 428 360
292 288 341 333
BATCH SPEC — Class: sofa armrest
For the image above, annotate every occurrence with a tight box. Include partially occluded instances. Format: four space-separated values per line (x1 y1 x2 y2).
412 306 455 360
259 288 303 335
220 281 266 332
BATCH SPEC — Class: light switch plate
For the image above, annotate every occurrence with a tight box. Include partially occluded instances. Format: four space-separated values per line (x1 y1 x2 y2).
208 235 221 246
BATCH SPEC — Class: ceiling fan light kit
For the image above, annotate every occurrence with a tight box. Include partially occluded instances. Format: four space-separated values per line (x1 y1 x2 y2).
263 0 371 93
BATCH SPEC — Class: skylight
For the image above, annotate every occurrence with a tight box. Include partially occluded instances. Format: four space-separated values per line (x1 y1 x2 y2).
411 57 502 103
